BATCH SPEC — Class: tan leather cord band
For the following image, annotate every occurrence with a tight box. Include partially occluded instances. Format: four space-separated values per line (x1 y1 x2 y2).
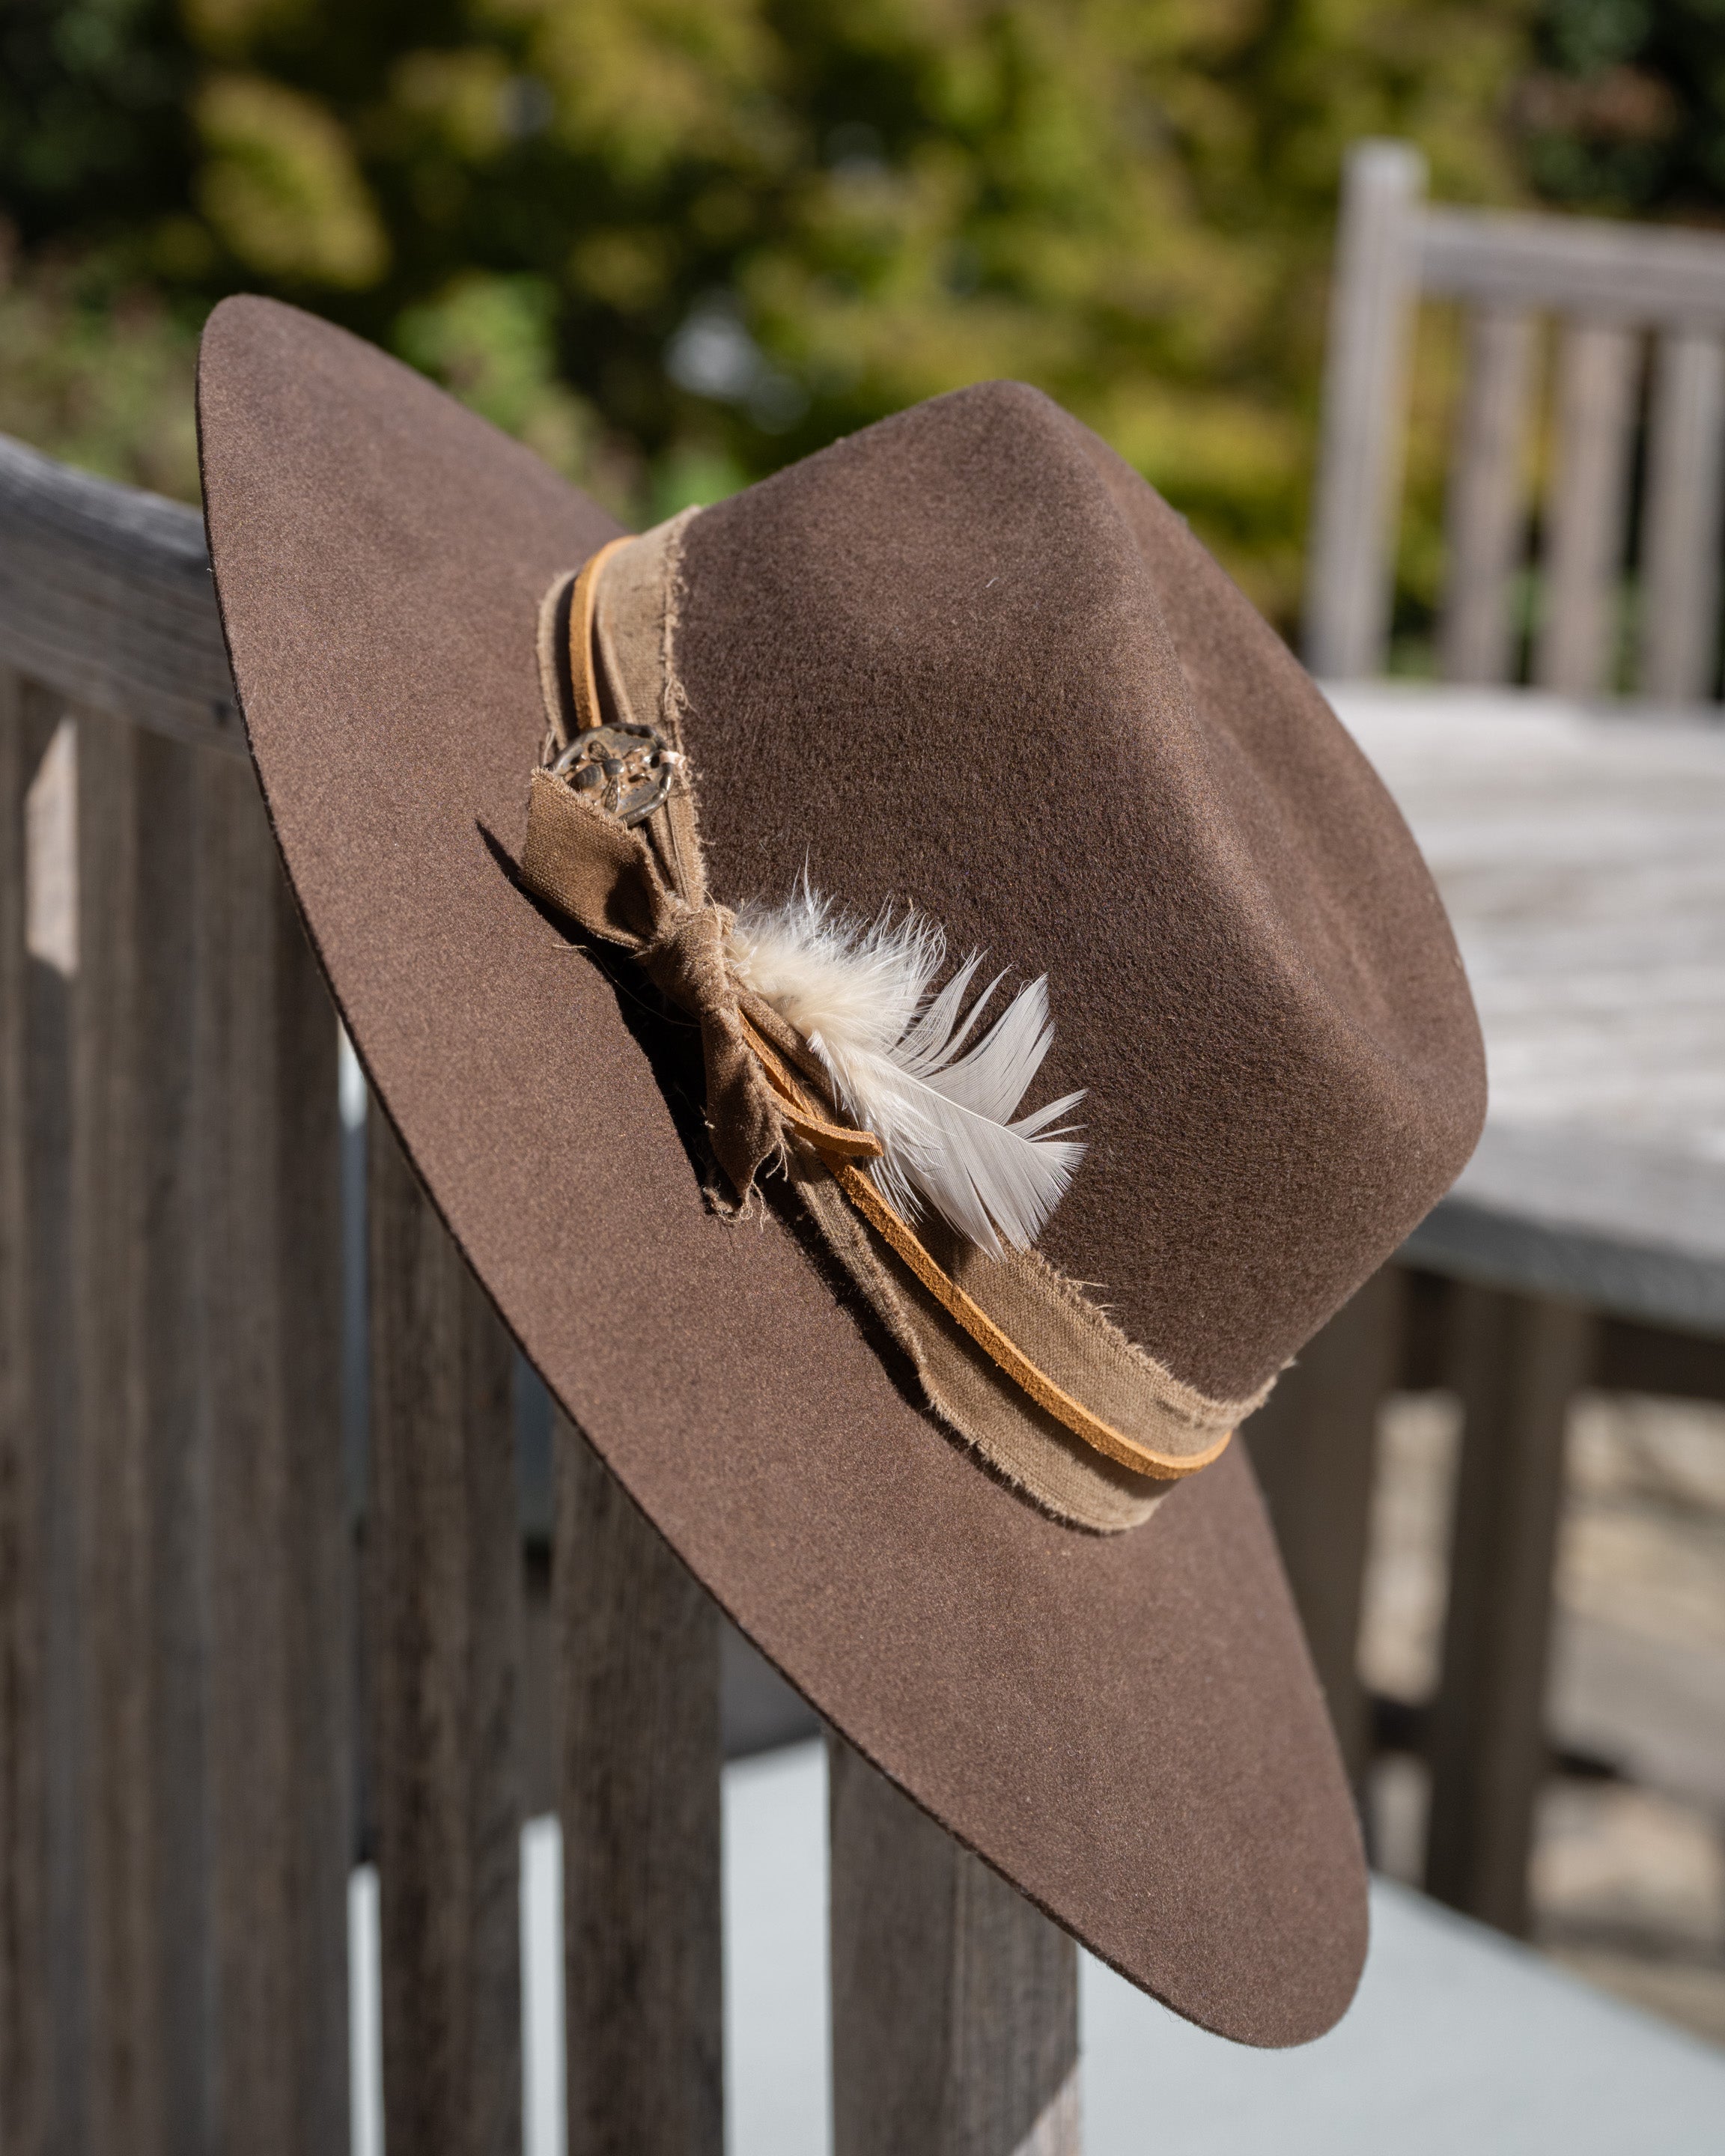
833 1163 1232 1482
739 1015 1231 1483
564 535 633 746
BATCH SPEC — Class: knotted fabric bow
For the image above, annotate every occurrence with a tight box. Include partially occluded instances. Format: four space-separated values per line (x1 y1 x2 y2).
518 765 878 1205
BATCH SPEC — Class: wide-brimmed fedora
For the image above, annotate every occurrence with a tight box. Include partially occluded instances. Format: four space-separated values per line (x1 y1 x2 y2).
196 295 1485 2048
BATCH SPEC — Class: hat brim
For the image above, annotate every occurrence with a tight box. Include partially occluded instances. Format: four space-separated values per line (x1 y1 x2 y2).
197 295 1366 2048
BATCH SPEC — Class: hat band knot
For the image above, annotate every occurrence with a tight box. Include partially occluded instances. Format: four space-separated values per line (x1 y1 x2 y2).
640 899 792 1206
517 766 791 1208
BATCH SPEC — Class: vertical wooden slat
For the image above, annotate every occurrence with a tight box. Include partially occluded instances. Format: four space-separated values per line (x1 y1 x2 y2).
17 692 85 2154
5 698 352 2156
130 728 210 2152
1425 1286 1593 1934
368 1106 523 2156
1439 308 1537 685
1303 138 1428 678
1638 330 1725 702
1533 323 1641 695
0 669 51 2155
265 833 353 2156
201 755 350 2155
0 669 27 2134
71 704 167 2155
559 1419 722 2156
830 1738 1080 2156
1244 1264 1406 1785
72 713 239 2155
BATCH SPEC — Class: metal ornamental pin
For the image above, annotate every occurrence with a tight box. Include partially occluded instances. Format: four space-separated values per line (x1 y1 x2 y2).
551 720 681 826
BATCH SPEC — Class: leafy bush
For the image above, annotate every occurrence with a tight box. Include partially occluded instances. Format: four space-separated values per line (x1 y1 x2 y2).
0 1 1556 625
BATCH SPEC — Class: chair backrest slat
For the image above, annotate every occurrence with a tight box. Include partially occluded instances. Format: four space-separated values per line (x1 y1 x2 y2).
0 427 1086 2153
1439 307 1537 685
1534 322 1641 695
0 672 62 2154
70 702 175 2153
1640 332 1725 701
0 673 25 2137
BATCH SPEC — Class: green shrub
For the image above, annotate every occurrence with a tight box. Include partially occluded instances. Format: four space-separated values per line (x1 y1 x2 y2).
0 1 1563 628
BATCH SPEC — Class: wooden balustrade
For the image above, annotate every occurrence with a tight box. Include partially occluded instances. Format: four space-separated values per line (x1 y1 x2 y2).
0 430 1083 2151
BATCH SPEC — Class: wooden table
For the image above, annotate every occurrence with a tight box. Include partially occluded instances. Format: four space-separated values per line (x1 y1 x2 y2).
1251 677 1725 1938
1339 681 1725 1334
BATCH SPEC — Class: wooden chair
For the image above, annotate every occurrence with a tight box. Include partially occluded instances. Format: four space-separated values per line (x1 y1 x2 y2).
1270 141 1725 1972
1306 137 1725 698
0 430 1077 2153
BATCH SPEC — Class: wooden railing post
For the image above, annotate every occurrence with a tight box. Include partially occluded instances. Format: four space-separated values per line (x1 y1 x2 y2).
0 672 61 2154
199 756 350 2155
829 1739 1080 2156
3 441 356 2155
0 682 350 2155
70 702 170 2154
558 1419 722 2156
366 1106 523 2156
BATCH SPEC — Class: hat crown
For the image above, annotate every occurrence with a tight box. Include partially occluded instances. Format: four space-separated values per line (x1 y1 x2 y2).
677 380 1485 1398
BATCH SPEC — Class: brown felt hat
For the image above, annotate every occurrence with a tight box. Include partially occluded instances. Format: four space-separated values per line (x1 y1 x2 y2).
196 295 1485 2047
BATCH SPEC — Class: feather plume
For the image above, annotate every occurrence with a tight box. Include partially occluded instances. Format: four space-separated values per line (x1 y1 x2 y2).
727 882 1084 1258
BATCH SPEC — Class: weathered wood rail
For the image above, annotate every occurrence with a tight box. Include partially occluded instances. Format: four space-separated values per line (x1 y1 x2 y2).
0 430 1080 2153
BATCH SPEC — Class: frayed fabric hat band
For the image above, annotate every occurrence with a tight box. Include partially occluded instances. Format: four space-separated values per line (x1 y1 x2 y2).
515 539 1246 1505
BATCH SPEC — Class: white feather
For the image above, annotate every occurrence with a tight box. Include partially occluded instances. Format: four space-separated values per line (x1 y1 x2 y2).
727 883 1084 1258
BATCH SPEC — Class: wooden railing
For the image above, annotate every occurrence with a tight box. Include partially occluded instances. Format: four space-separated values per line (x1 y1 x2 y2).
0 431 1079 2153
1 433 349 2152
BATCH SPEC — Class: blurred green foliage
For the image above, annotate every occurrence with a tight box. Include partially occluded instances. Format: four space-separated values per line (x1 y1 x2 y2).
0 238 201 499
6 0 1683 631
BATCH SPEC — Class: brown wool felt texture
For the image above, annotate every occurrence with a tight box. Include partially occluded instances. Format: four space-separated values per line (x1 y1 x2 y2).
196 295 1486 2048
